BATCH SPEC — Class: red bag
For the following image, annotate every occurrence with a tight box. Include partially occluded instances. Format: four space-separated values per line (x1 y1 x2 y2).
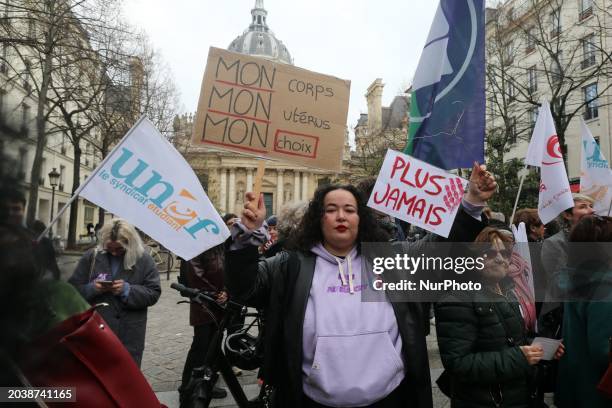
18 307 165 407
598 365 612 398
597 337 612 399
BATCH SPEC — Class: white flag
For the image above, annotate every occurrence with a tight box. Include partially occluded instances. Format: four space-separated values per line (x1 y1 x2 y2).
580 120 612 215
510 223 535 299
525 101 573 224
79 117 230 260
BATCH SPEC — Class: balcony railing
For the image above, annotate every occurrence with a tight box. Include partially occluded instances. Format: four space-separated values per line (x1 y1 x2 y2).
550 27 561 38
579 7 593 21
584 106 598 120
581 55 596 69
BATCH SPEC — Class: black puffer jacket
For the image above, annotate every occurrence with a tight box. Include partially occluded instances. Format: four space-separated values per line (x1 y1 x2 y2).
435 282 534 408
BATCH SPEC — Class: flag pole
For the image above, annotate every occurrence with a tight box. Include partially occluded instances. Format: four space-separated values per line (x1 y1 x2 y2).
37 116 148 242
509 165 528 226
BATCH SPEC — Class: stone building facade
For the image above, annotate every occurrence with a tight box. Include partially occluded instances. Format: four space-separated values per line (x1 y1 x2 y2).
485 0 612 179
349 78 409 182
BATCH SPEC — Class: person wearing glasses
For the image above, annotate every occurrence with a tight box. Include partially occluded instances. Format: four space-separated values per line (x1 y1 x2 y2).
69 219 161 367
435 227 564 408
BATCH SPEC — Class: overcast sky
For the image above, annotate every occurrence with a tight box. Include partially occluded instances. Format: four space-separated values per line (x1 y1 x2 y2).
122 0 440 134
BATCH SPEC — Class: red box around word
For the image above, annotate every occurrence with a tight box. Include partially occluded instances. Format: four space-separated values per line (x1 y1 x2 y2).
273 130 319 158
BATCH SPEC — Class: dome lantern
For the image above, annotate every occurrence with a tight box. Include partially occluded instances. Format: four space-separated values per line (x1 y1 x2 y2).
228 0 293 65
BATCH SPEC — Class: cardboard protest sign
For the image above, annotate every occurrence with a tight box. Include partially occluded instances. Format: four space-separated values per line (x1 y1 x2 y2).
367 149 468 238
192 47 350 172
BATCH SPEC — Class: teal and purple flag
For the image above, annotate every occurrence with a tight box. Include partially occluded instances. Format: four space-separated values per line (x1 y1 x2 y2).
404 0 485 170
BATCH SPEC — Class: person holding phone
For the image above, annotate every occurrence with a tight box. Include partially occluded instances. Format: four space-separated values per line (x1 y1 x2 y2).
69 219 161 367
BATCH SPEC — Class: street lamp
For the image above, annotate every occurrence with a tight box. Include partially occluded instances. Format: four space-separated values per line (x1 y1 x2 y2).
48 167 60 239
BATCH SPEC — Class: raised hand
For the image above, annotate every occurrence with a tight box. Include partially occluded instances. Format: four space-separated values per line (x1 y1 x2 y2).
466 162 497 204
241 192 266 231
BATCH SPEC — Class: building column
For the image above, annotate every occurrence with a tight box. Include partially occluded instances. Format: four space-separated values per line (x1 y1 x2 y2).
276 170 284 212
294 171 300 202
219 168 227 213
228 168 236 214
301 172 309 200
247 168 254 192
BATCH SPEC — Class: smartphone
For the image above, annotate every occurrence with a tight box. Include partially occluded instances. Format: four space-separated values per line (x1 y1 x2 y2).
98 280 114 287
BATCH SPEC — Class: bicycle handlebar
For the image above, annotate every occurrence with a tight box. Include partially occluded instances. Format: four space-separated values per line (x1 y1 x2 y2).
170 282 246 312
170 282 220 304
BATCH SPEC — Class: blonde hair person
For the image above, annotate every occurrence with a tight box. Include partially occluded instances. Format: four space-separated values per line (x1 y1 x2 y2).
559 193 595 229
69 219 161 367
97 219 145 270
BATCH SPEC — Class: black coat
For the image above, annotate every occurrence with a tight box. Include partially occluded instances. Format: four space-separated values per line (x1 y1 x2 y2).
435 283 534 408
226 207 487 408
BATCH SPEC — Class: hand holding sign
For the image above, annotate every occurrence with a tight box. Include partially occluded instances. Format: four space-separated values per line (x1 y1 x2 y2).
242 192 266 231
466 162 497 204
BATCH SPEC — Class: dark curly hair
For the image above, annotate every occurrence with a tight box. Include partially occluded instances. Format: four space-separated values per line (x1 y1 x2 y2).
287 184 390 252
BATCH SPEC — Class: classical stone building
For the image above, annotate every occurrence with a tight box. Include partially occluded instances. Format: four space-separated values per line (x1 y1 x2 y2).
177 0 351 215
349 78 409 182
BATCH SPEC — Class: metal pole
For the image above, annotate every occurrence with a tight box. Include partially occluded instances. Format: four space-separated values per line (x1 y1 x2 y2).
48 186 56 239
37 116 148 242
509 165 529 227
166 246 171 281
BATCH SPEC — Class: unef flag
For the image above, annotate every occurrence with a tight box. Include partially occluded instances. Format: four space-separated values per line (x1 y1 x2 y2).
404 0 485 170
525 101 573 224
580 120 612 215
79 117 230 260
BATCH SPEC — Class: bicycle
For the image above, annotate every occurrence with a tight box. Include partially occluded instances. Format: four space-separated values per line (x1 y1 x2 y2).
146 240 175 271
171 282 270 408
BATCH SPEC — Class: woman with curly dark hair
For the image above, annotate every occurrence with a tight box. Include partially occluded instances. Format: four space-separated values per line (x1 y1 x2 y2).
226 164 497 408
287 184 391 252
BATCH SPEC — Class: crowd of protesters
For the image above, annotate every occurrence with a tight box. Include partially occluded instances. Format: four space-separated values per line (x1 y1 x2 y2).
1 162 611 408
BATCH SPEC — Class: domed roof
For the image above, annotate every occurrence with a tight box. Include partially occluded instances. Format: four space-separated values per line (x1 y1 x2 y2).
228 0 293 65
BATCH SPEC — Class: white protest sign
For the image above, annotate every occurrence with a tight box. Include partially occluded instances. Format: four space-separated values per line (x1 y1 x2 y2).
79 117 230 260
367 149 468 238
